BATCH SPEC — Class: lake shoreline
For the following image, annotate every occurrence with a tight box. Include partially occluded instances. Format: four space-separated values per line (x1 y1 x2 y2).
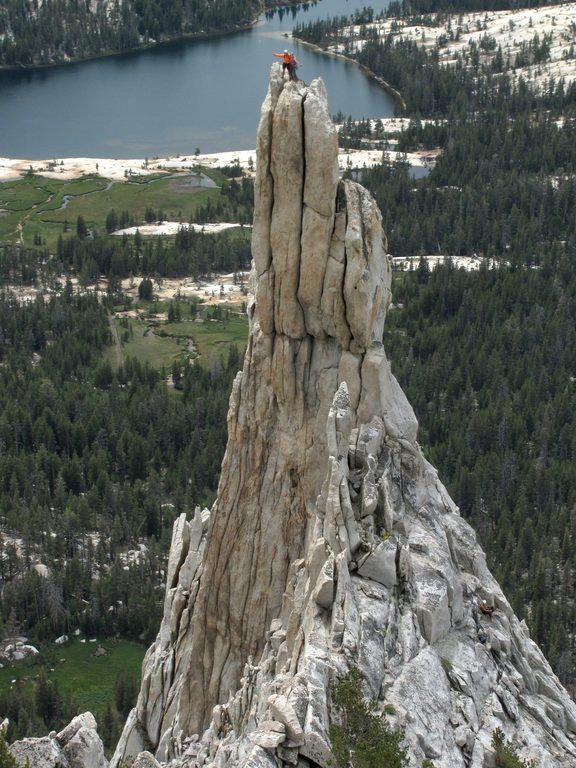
295 37 406 110
0 140 437 183
0 21 260 73
0 0 315 73
1 0 397 159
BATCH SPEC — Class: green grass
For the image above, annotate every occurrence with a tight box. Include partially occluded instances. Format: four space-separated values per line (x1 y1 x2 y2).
41 176 214 227
108 309 248 373
35 177 109 213
0 178 53 211
167 314 248 364
109 316 185 371
0 169 225 249
0 638 145 713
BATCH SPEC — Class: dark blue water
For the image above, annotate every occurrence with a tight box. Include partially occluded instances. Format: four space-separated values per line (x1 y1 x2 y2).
0 0 394 158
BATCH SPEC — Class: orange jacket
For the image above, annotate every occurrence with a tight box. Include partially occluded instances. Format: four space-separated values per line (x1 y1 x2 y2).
273 52 291 65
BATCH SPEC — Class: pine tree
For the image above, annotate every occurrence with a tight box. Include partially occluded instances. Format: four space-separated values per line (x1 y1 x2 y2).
492 729 535 768
329 669 408 768
0 732 20 768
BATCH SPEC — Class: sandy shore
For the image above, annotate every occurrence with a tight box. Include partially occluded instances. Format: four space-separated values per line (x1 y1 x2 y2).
0 119 434 184
0 151 258 183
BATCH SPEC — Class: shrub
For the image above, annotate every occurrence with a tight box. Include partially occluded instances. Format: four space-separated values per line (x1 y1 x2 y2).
492 729 536 768
0 732 25 768
329 668 408 768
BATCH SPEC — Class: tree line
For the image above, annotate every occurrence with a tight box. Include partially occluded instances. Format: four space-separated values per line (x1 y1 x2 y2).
0 287 240 649
56 226 251 286
295 16 576 119
387 0 572 17
0 0 270 67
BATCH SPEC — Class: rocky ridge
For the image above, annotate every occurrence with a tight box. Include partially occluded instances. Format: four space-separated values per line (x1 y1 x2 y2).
9 712 108 768
110 66 576 768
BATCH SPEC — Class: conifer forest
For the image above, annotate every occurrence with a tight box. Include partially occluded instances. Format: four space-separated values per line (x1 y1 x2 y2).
0 0 276 66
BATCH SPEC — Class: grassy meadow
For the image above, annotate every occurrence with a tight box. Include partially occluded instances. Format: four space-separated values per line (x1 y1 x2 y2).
0 638 145 714
0 168 228 250
110 304 248 374
1 166 250 369
111 314 185 371
163 312 248 364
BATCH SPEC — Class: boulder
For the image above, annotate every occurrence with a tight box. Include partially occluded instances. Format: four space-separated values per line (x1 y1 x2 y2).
10 736 69 768
267 694 304 745
357 538 398 588
249 720 286 749
63 726 107 768
132 752 161 768
56 713 98 746
312 555 335 609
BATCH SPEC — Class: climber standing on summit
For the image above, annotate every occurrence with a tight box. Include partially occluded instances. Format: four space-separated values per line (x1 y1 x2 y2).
273 49 292 78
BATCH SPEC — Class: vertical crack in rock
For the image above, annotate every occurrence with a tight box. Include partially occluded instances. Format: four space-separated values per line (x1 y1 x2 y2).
112 67 576 768
270 78 306 338
325 184 352 350
296 89 308 329
298 79 339 339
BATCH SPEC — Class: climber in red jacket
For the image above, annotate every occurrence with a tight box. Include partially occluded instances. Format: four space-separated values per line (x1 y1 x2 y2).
273 50 291 77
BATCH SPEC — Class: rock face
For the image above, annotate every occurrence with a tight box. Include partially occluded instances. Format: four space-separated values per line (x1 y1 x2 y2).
112 65 576 768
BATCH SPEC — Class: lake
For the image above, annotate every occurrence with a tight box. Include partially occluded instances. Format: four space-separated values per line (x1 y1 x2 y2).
0 0 395 159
